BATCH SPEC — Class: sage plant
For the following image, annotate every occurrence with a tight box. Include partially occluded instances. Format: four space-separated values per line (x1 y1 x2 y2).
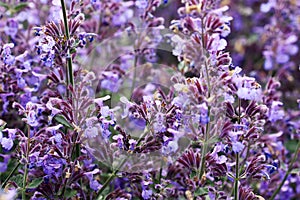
0 0 299 200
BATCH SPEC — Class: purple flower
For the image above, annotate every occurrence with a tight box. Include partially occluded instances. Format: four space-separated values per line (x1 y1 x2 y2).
128 139 137 150
233 76 262 101
101 71 121 92
135 0 148 9
1 137 13 150
112 9 133 26
0 154 10 172
4 19 18 38
84 169 102 191
153 112 166 133
0 189 16 200
112 134 124 149
2 43 15 65
41 155 66 180
199 102 209 124
142 189 153 200
84 117 100 138
232 141 244 153
268 101 285 122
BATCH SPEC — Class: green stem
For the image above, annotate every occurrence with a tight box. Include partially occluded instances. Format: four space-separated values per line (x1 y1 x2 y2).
96 126 149 199
239 144 250 175
233 98 242 199
61 0 78 161
199 107 210 179
22 126 31 199
1 162 21 189
60 0 74 90
198 16 212 180
234 153 239 200
270 139 300 200
130 53 138 97
201 18 211 98
96 158 127 199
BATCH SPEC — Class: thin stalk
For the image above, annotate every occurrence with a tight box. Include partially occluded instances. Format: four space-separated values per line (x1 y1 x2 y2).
234 98 242 200
22 125 31 199
1 162 21 188
234 153 239 200
198 17 212 179
130 56 138 97
198 108 210 178
96 158 127 199
270 139 300 200
239 143 250 175
60 0 74 90
201 18 211 98
96 126 149 199
61 0 79 161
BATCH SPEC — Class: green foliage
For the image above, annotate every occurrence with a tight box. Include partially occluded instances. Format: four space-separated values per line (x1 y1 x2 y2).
27 178 44 189
54 115 74 130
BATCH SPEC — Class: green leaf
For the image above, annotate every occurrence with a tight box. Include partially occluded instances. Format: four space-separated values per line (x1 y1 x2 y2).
13 3 28 12
9 174 24 187
0 2 9 10
70 48 77 54
285 140 298 153
0 125 6 132
190 170 197 179
27 177 43 189
54 115 74 130
64 188 77 198
195 187 208 196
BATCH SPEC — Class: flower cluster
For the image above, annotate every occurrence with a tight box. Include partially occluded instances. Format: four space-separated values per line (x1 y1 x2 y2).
0 0 299 199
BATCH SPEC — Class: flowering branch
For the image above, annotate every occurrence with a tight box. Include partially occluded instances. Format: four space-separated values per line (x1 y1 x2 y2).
60 0 74 92
1 162 20 189
270 139 300 200
22 125 31 199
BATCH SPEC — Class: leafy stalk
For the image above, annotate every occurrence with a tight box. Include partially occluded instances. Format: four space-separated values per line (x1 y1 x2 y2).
96 126 150 199
60 0 74 91
270 139 300 200
22 125 31 199
234 153 239 200
1 162 21 189
198 17 212 180
234 98 242 200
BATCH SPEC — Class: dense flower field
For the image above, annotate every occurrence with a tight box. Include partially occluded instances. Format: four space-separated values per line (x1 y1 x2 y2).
0 0 299 199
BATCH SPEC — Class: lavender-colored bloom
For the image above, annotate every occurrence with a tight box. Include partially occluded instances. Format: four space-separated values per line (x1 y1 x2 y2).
112 9 133 26
4 19 18 38
128 139 137 150
84 126 99 138
199 103 209 124
153 112 166 133
268 101 285 122
40 36 56 52
1 137 13 150
142 189 153 200
84 169 102 191
2 43 15 65
162 139 178 155
136 0 148 9
232 141 244 153
0 189 16 200
26 110 39 127
101 71 121 92
0 154 10 172
49 6 63 23
233 76 262 101
101 126 111 141
113 134 124 149
41 155 66 180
